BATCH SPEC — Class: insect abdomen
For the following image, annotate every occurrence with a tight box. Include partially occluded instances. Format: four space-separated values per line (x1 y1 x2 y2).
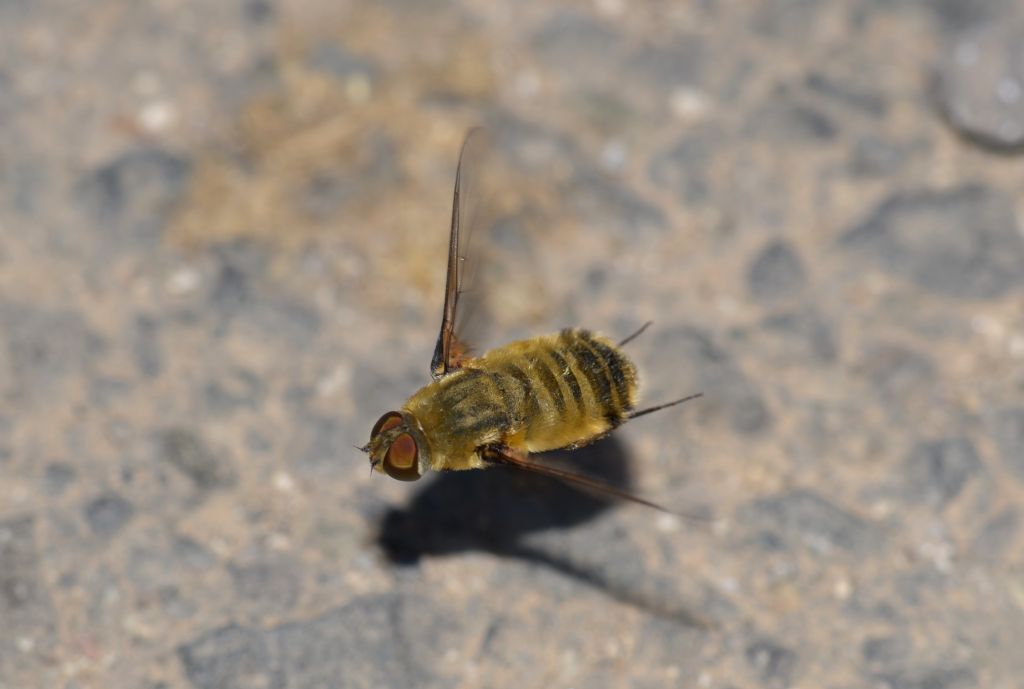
478 328 639 453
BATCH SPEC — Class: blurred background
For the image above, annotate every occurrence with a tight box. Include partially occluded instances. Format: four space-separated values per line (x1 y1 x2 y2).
2 0 1024 687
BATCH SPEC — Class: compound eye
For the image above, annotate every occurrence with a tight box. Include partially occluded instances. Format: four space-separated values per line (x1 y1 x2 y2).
371 412 403 439
383 433 421 481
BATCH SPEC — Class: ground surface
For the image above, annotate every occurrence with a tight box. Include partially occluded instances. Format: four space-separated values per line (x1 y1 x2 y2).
2 1 1024 688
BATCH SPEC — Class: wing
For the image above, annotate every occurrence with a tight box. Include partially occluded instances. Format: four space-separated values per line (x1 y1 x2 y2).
429 128 500 378
481 445 711 521
429 127 554 379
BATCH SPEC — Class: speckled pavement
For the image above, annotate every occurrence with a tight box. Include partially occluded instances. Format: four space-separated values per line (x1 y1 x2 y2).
2 1 1024 688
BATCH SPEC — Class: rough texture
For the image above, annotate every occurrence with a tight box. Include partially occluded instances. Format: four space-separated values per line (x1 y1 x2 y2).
2 1 1023 688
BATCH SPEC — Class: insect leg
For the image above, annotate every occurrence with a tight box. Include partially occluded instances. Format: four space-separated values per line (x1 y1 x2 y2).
618 321 653 347
626 393 703 420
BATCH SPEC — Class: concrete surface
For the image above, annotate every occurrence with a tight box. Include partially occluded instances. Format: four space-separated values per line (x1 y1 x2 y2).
1 1 1023 688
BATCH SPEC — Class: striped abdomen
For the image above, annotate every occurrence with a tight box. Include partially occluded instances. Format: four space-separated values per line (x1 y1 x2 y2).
404 328 639 470
472 328 638 453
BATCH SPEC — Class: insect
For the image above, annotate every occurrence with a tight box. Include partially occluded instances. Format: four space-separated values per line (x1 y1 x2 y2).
362 129 700 511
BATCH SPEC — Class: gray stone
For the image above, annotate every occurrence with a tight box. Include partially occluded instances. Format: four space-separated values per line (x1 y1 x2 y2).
751 0 824 39
648 326 773 435
805 71 888 118
625 40 703 92
204 367 265 415
754 309 837 365
0 515 57 673
228 553 302 612
156 428 237 491
937 21 1024 150
742 489 878 554
904 437 982 506
570 169 668 240
926 0 1016 31
244 0 273 23
0 416 10 463
0 302 104 403
745 639 798 687
131 314 162 378
648 127 719 205
180 595 458 689
484 113 578 174
848 135 907 178
208 242 268 318
971 508 1018 561
991 406 1024 481
841 186 1024 299
295 133 399 221
857 343 936 415
75 148 191 249
307 43 378 82
173 536 218 571
746 90 838 142
747 240 807 302
275 595 459 689
84 493 135 537
291 416 351 476
875 666 976 689
531 11 620 78
43 462 76 496
179 624 283 689
861 634 911 671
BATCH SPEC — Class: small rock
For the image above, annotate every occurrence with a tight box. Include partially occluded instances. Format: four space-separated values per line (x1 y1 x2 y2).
991 406 1024 481
848 135 908 178
875 666 977 689
648 326 773 436
307 43 377 82
743 489 878 554
937 21 1024 151
648 128 718 206
861 634 911 671
75 148 191 249
754 309 837 365
178 624 281 689
624 40 703 93
841 185 1024 299
971 508 1018 561
805 71 888 118
208 242 267 317
84 493 135 537
43 463 76 496
571 169 668 240
180 595 457 689
857 343 936 415
747 240 807 302
157 429 237 491
228 554 302 613
0 516 49 610
531 10 620 79
131 314 162 378
0 516 57 671
275 595 460 689
745 639 798 687
204 368 265 415
0 303 104 404
746 91 837 142
904 437 982 506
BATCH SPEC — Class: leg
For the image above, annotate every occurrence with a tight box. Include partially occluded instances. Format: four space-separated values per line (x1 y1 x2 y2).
627 393 703 420
618 321 653 347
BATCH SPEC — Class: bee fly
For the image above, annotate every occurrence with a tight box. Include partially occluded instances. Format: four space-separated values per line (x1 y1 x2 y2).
361 129 701 512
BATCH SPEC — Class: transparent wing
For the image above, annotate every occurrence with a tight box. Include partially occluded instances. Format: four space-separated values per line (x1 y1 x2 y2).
430 128 479 377
429 127 547 378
